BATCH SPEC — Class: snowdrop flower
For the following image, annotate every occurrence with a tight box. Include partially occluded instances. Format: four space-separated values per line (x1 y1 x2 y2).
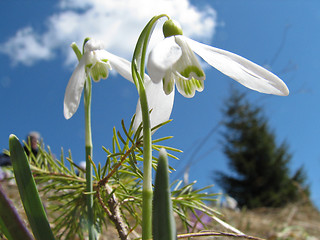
64 39 133 119
133 79 175 132
147 19 289 99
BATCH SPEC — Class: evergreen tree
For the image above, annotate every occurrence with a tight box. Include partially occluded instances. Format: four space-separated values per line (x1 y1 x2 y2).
215 90 309 208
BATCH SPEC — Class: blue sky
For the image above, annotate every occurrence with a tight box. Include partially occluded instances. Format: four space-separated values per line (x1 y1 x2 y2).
1 0 320 209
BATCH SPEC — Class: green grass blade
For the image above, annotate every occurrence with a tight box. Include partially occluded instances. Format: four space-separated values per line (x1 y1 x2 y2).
9 134 55 240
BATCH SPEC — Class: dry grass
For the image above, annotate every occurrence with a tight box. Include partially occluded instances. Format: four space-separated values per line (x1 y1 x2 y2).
1 178 319 240
186 202 320 240
236 205 319 238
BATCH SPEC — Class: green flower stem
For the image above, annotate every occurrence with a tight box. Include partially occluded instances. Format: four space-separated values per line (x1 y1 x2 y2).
84 76 95 240
131 14 169 240
131 14 169 88
139 85 153 240
70 41 96 239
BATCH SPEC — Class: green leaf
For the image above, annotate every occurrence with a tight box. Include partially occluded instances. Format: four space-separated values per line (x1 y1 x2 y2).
0 184 34 240
9 134 55 240
153 149 177 240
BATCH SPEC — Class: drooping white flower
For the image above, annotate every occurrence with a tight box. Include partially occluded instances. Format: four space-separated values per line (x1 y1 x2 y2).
147 19 289 100
133 79 175 132
64 39 133 119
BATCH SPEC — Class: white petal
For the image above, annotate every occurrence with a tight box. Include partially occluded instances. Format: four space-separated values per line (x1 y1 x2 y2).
184 36 289 96
96 50 134 83
133 80 175 133
173 36 205 81
84 39 105 52
147 36 182 83
64 58 86 119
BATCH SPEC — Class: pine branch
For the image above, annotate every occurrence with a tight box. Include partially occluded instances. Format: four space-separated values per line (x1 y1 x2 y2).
178 231 265 240
96 141 140 239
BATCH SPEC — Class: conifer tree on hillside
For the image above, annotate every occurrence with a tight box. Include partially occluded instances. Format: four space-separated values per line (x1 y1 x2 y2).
215 90 309 208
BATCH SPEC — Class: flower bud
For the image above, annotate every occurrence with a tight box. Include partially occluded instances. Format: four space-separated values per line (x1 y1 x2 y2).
163 19 183 38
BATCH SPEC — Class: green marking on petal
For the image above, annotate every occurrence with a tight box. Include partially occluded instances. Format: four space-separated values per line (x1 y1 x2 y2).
184 79 191 95
180 65 205 80
163 75 175 95
177 78 192 97
90 62 110 82
176 77 204 97
192 78 204 91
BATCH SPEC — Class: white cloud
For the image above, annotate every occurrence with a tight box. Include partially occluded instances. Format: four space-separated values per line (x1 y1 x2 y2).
1 27 53 66
0 0 217 67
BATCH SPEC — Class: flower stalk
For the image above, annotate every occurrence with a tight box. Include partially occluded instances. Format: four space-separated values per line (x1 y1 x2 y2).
131 14 169 240
69 40 96 240
65 38 134 239
139 84 153 240
84 74 96 240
